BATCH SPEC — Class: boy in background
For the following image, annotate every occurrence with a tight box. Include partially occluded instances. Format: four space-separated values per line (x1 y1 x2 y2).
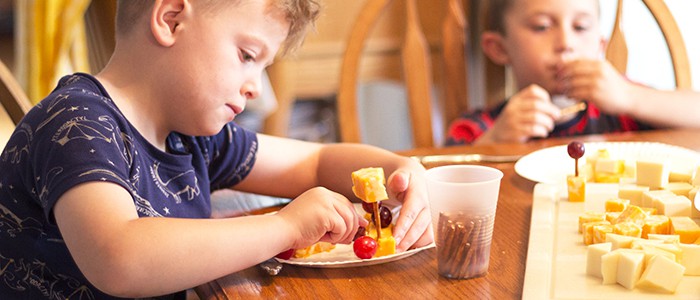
447 0 700 145
0 0 433 298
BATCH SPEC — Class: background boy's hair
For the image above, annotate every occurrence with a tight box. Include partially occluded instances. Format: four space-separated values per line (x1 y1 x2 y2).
485 0 511 34
115 0 320 55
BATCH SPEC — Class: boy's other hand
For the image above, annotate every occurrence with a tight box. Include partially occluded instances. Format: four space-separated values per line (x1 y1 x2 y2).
485 84 561 143
558 59 633 114
277 187 368 250
386 169 433 252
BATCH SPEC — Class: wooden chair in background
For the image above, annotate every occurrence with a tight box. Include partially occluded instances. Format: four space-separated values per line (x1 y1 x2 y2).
606 0 691 89
0 59 32 125
336 0 468 148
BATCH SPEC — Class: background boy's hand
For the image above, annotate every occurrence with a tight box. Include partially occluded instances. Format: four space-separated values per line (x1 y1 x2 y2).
482 84 561 143
277 187 367 250
386 169 433 252
558 59 633 114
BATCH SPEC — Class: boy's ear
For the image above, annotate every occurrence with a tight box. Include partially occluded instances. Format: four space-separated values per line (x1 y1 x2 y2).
151 0 190 47
481 31 509 65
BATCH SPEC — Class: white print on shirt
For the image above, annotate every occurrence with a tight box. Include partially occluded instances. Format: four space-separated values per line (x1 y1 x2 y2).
151 162 201 204
0 253 95 299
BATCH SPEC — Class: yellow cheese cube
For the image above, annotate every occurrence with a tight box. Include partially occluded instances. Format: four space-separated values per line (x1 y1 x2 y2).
351 167 388 203
579 211 606 233
668 170 692 183
375 235 396 257
618 184 649 207
637 255 685 293
594 172 622 184
567 175 586 202
640 207 658 216
294 242 336 258
692 165 700 186
595 158 624 174
670 216 700 243
642 215 670 238
636 160 669 189
613 222 642 238
594 224 614 244
605 212 621 223
605 198 629 213
584 221 611 245
613 205 647 226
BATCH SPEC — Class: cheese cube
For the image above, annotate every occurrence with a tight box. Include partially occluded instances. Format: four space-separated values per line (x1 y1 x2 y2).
642 190 675 210
647 234 680 244
642 215 670 238
595 158 624 174
605 198 629 213
637 255 685 293
670 216 700 243
663 181 693 197
375 235 396 257
567 175 586 202
618 184 650 207
605 233 640 250
613 205 647 226
692 165 700 185
690 187 700 219
655 195 692 217
623 160 636 179
639 244 677 264
669 170 692 183
351 167 388 203
594 172 622 183
630 238 663 250
586 242 612 278
601 251 620 284
605 212 621 223
636 160 669 189
593 224 613 244
678 243 700 275
578 211 605 233
649 243 683 263
584 221 611 245
616 251 646 289
613 222 642 238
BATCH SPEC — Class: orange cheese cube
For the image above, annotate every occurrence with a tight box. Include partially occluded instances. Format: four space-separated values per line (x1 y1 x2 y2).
367 224 395 257
294 242 336 258
613 222 642 238
605 198 630 213
584 221 611 245
605 212 622 223
613 205 647 226
579 211 606 233
642 215 670 238
594 224 614 244
567 175 586 202
351 167 388 203
670 217 700 244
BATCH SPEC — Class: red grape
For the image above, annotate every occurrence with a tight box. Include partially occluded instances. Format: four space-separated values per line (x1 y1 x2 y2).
379 206 392 228
353 236 377 259
275 248 295 260
567 141 585 159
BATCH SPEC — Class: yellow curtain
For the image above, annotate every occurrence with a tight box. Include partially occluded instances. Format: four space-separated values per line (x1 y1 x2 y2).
15 0 92 104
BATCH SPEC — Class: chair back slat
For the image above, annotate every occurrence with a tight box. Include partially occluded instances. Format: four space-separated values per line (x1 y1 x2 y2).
0 60 32 125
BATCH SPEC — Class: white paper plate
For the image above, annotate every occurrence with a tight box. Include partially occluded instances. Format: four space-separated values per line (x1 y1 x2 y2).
276 243 435 268
523 183 700 299
274 203 435 268
514 142 700 184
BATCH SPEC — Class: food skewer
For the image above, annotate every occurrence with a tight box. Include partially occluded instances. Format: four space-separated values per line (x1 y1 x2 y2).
372 202 382 239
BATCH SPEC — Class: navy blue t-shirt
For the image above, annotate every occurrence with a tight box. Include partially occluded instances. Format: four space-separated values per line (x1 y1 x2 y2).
0 73 258 299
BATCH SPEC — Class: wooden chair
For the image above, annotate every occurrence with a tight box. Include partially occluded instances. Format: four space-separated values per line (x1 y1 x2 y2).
606 0 691 88
336 0 468 148
0 59 32 125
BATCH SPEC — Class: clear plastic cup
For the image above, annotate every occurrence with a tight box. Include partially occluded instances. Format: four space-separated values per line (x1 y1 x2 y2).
425 165 503 279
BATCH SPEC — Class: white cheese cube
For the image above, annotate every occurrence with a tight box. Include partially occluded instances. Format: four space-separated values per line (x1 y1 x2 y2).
618 184 650 207
663 181 693 197
637 255 685 293
646 234 681 244
595 158 624 174
587 242 612 278
637 160 669 189
605 233 640 250
654 195 691 217
617 251 645 289
669 170 692 183
642 190 675 210
679 243 700 275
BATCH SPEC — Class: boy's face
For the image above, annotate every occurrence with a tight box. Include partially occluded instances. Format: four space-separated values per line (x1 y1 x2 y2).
489 0 603 94
161 0 288 136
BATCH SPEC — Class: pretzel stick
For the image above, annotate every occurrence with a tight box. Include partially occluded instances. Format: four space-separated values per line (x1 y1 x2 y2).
372 202 381 239
560 102 587 117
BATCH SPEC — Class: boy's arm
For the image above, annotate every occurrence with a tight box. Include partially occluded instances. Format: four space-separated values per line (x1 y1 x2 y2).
54 180 360 297
236 134 433 252
561 59 700 128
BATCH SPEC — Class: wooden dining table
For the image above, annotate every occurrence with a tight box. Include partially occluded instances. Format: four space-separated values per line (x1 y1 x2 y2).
194 128 700 299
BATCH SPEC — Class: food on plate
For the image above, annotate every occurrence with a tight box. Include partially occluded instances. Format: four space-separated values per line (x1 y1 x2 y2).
566 141 586 202
669 217 700 244
353 236 378 259
293 242 336 258
636 160 669 189
586 242 612 278
636 255 685 293
351 167 396 258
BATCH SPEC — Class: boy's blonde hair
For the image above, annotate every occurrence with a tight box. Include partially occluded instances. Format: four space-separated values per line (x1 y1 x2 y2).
115 0 320 55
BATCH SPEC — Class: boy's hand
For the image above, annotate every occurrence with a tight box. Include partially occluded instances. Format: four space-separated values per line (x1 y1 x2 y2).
386 168 433 252
277 187 368 250
484 84 561 143
558 59 633 114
